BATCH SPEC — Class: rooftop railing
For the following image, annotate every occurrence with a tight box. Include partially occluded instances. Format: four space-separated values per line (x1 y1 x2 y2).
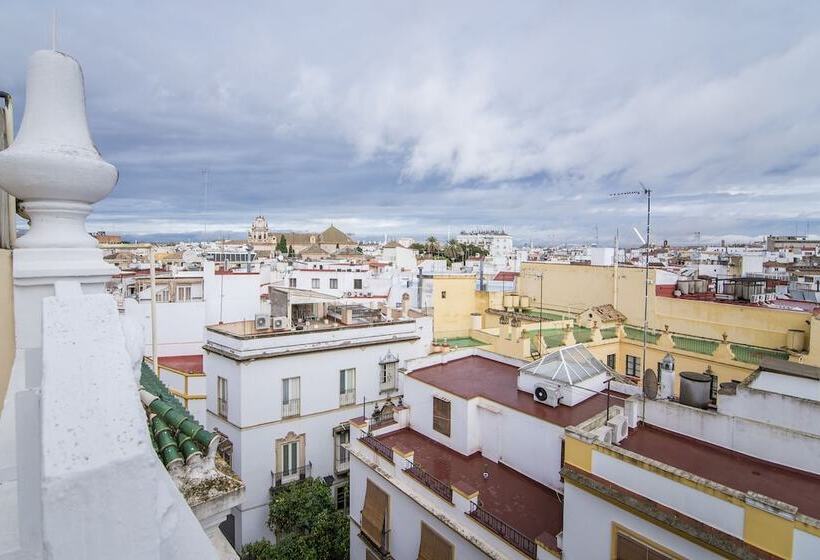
468 502 537 559
405 463 452 503
360 435 394 462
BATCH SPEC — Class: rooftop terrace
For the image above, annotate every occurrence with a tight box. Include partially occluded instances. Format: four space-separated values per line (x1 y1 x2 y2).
409 355 625 427
376 428 563 549
620 424 820 520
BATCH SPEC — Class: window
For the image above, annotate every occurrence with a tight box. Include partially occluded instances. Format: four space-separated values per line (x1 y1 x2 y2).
176 285 192 301
311 278 320 289
626 355 641 377
155 288 168 303
361 479 389 553
330 278 339 289
418 522 454 560
282 377 300 417
354 278 363 290
432 397 451 437
289 277 297 288
380 361 397 391
339 368 356 406
217 376 228 418
613 527 679 560
440 291 447 299
335 426 350 472
606 353 616 369
335 482 350 514
281 441 298 476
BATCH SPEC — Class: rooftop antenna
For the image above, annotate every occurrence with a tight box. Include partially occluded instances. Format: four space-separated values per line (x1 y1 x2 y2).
594 225 599 247
610 184 652 423
201 168 209 243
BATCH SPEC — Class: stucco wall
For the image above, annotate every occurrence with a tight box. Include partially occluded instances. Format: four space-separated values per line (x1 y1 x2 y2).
0 249 13 416
431 275 477 338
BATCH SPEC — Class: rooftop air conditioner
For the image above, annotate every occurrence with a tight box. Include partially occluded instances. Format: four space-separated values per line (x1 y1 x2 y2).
271 316 288 330
589 425 613 444
254 313 271 330
606 414 628 444
533 382 561 408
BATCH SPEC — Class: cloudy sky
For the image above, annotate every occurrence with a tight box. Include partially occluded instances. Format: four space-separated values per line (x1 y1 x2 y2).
2 1 819 244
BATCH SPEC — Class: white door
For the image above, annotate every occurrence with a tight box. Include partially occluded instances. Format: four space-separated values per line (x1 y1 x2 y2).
479 407 500 462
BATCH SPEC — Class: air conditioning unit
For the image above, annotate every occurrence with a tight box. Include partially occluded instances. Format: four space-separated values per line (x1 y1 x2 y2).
271 316 289 330
254 313 271 330
590 425 613 444
533 382 561 408
606 414 628 444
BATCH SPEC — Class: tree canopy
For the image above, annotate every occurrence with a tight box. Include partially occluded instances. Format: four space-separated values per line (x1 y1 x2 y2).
240 478 348 560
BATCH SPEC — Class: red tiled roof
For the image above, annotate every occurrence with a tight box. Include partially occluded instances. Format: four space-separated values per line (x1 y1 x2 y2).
376 428 562 546
408 356 623 427
157 355 204 374
493 271 519 282
620 425 820 519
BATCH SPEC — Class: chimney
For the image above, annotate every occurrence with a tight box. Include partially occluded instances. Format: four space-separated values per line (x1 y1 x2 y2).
401 293 410 318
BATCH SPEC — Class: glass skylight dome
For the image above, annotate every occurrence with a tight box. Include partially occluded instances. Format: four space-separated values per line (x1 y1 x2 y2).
518 344 612 385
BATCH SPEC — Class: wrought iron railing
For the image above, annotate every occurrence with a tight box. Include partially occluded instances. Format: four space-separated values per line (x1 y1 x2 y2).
370 407 395 430
360 435 393 462
282 398 300 418
270 461 312 489
405 463 452 503
468 502 536 559
335 444 350 473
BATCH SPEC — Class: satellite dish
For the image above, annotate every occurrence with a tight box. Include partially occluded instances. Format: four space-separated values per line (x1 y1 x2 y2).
643 368 658 400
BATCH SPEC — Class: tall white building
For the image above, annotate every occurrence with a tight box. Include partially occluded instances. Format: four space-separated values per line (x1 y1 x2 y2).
456 229 513 269
204 299 433 547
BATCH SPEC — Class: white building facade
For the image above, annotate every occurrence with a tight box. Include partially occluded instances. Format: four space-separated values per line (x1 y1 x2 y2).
204 311 433 547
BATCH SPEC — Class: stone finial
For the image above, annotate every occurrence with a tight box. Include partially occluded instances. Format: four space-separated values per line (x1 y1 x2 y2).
0 50 118 250
722 332 728 342
664 324 670 333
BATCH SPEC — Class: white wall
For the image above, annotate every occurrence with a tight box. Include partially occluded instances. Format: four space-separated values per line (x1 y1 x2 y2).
562 482 725 560
746 372 820 404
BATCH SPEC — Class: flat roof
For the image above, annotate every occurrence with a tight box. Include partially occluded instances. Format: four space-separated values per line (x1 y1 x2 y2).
157 355 203 374
409 355 622 427
376 428 562 548
620 425 820 519
756 357 820 381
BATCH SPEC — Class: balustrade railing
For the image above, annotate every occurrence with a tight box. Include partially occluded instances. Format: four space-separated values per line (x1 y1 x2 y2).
270 461 312 489
339 389 356 407
282 398 300 418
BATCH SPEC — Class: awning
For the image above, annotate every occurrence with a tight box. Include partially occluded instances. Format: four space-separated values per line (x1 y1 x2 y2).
362 479 389 548
418 523 454 560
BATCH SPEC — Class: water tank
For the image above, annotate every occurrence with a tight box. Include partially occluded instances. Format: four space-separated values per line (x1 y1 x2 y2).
677 280 690 295
679 372 712 409
503 294 514 309
696 279 707 293
510 294 520 309
519 295 530 309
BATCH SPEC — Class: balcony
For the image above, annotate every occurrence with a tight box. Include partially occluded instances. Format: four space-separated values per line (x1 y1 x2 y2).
468 502 537 559
270 461 312 491
405 463 452 503
282 398 300 418
360 435 393 462
339 389 356 407
335 444 350 474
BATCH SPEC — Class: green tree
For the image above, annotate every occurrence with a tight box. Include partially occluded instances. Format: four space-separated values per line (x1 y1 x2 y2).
276 235 288 255
287 244 295 257
241 479 349 560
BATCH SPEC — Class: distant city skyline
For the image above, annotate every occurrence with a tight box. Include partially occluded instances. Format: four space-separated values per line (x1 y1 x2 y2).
3 2 820 244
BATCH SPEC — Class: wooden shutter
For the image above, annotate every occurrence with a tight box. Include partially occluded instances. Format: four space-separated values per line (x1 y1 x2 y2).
616 533 646 560
361 479 389 548
417 523 454 560
433 397 451 436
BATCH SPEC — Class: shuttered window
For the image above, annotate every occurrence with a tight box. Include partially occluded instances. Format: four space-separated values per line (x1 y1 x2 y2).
361 479 389 550
417 522 454 560
615 532 676 560
432 397 451 437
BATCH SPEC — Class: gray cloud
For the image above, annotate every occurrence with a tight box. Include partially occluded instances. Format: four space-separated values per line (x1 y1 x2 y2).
2 1 819 244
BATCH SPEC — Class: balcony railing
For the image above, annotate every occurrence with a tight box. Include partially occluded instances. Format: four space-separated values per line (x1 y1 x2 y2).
339 389 356 407
468 502 536 559
271 461 312 489
405 463 452 503
370 407 395 430
358 529 390 559
282 398 300 418
360 435 393 462
335 444 350 473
